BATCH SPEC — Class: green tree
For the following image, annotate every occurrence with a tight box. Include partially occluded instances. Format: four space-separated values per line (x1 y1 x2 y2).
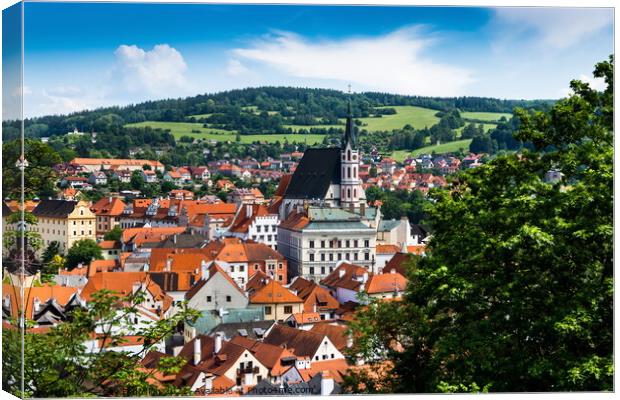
2 138 61 199
347 57 613 393
103 226 123 242
2 289 200 397
65 239 103 270
42 240 62 263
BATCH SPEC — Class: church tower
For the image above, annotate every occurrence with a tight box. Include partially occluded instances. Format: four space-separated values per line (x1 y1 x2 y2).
340 100 365 210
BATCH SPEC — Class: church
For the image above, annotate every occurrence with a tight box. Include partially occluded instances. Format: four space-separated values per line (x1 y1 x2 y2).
278 102 369 219
276 103 380 281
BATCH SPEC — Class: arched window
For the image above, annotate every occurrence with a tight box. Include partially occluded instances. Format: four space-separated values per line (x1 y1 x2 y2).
347 167 351 178
354 188 357 197
353 167 357 178
347 150 351 160
347 189 351 198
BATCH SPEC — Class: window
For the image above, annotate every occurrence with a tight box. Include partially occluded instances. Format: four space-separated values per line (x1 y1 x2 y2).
278 263 283 269
322 355 327 360
364 240 370 247
354 240 358 248
354 253 358 261
207 296 212 302
321 254 325 261
309 254 315 262
331 354 335 359
257 376 262 383
265 306 272 315
365 253 370 261
257 225 261 232
346 240 350 248
239 265 245 272
230 266 235 272
347 188 351 198
315 356 319 361
321 240 325 248
329 253 333 261
284 305 293 314
337 253 342 261
310 267 315 275
321 266 325 275
226 295 232 302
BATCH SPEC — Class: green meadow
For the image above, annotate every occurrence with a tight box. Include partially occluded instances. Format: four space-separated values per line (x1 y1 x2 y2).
391 139 474 162
124 121 326 144
356 106 441 131
461 111 512 121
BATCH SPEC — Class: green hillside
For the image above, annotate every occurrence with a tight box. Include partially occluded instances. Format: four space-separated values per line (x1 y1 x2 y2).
391 139 473 161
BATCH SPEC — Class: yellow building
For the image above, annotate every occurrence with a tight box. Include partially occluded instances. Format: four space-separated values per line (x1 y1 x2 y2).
32 199 97 254
249 279 304 322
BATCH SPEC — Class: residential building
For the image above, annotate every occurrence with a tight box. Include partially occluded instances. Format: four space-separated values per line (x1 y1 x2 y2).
31 199 97 254
248 279 303 322
88 171 108 186
90 196 125 238
222 204 279 249
70 157 164 173
184 263 249 312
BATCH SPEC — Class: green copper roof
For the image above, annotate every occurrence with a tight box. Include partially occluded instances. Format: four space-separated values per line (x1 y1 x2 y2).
308 206 361 222
378 219 401 232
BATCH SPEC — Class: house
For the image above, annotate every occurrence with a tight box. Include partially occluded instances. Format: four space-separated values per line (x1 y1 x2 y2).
90 196 126 238
264 324 345 363
112 169 132 183
70 157 164 173
62 176 89 189
31 199 97 254
320 262 370 304
183 308 265 343
229 335 298 384
288 277 340 321
164 170 185 186
2 283 85 328
284 312 323 330
169 189 194 200
227 188 266 205
88 171 108 186
222 204 279 250
176 334 270 392
184 263 249 312
248 278 303 322
188 166 211 181
375 244 401 270
98 240 121 260
215 179 236 192
364 269 408 300
141 169 158 183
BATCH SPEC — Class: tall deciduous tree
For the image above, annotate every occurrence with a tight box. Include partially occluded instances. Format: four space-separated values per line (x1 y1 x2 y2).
346 56 613 393
65 239 103 270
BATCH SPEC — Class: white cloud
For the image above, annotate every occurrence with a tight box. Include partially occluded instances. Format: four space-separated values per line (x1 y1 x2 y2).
33 87 104 116
226 58 249 76
231 27 473 96
493 8 612 50
113 44 188 95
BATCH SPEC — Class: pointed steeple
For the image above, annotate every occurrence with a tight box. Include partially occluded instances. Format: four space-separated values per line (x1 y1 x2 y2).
342 93 357 149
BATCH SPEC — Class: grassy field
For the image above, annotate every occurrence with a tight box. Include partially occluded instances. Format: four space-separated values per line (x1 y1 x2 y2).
356 106 440 131
461 111 512 122
283 124 343 132
125 121 325 144
189 113 212 119
455 122 497 137
391 139 473 161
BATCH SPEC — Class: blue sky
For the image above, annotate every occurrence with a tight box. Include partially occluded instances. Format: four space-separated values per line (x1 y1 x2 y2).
6 3 614 117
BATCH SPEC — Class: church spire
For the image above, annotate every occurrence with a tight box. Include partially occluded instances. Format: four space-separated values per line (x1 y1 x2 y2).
342 87 357 149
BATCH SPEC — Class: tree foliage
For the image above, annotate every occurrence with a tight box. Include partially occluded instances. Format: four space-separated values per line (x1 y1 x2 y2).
65 239 103 270
2 289 200 397
348 56 613 393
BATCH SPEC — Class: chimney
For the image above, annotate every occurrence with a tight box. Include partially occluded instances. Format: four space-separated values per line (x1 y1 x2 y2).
320 371 335 395
205 374 214 392
109 196 113 203
362 272 368 283
173 234 177 244
313 303 317 313
165 257 172 272
214 332 223 354
200 260 208 280
360 202 366 217
338 269 345 278
346 333 353 348
390 268 396 274
246 204 253 218
32 297 41 314
193 337 201 366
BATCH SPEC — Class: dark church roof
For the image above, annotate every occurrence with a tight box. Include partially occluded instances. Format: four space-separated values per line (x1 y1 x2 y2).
32 199 77 218
284 148 341 200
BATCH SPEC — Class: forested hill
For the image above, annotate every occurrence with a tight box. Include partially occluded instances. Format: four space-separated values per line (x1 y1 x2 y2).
3 87 553 139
